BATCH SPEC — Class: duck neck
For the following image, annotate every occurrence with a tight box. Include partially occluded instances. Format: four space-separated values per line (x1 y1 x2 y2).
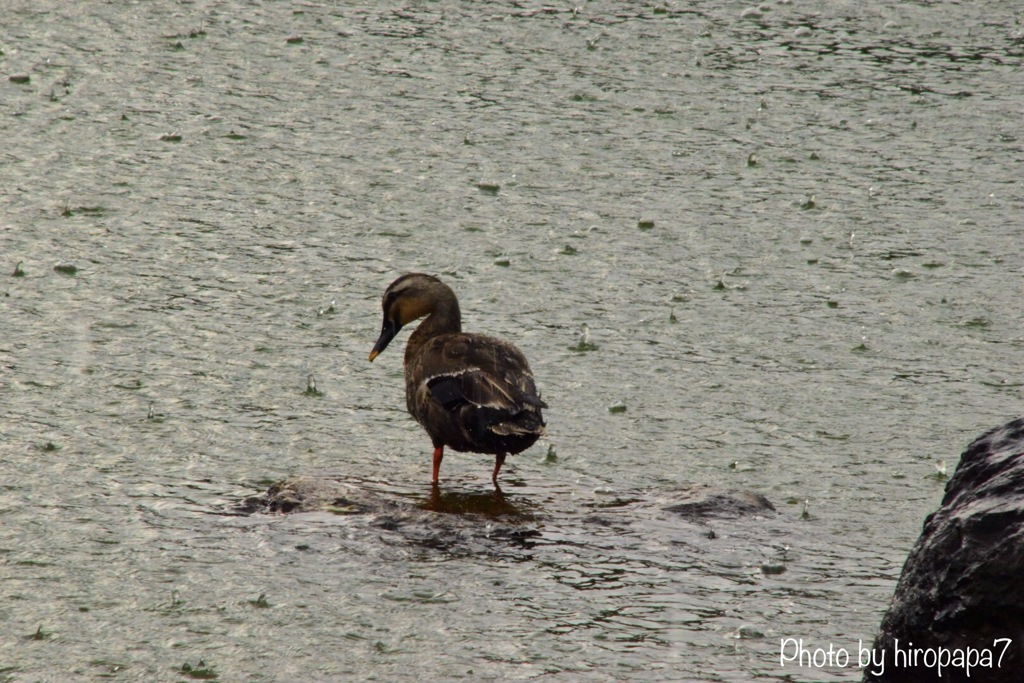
405 295 461 365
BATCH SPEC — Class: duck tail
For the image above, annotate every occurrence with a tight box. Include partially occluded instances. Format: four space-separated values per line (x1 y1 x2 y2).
488 408 545 437
468 402 545 444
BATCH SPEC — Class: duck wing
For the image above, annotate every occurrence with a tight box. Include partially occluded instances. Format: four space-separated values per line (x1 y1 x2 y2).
413 334 546 453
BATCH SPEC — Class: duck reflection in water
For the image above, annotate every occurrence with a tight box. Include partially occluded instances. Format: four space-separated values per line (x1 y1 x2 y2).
421 485 528 517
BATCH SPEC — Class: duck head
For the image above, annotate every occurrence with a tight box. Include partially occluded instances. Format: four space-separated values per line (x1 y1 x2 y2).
368 273 461 361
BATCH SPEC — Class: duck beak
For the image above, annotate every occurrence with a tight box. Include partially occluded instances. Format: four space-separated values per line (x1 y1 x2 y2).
369 319 399 362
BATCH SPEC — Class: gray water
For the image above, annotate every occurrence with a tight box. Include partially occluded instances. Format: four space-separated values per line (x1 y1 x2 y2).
2 1 1023 681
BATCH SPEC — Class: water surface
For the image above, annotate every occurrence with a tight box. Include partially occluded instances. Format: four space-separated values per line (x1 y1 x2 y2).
2 1 1023 681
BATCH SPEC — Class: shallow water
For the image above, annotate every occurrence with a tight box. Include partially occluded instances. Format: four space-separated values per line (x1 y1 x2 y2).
2 1 1023 681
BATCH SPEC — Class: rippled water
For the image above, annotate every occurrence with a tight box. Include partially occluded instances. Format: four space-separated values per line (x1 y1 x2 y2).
2 1 1023 681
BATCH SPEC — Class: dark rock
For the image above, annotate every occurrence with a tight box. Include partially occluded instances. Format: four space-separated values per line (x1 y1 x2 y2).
865 417 1024 682
664 485 775 520
238 476 376 515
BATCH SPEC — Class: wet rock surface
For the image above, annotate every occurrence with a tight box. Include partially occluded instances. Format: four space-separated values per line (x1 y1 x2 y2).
241 478 776 522
237 475 547 557
236 477 790 572
866 417 1024 682
238 476 383 515
663 485 776 520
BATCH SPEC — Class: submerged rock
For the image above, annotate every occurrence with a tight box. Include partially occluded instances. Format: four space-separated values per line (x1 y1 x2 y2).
237 475 534 519
238 476 378 515
237 476 542 560
865 417 1024 682
663 485 775 520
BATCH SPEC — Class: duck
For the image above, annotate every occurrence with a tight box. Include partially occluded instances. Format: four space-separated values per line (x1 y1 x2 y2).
368 273 547 486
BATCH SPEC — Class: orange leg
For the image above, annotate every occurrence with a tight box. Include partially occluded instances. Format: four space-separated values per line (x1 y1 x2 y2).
492 452 507 486
431 446 444 484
